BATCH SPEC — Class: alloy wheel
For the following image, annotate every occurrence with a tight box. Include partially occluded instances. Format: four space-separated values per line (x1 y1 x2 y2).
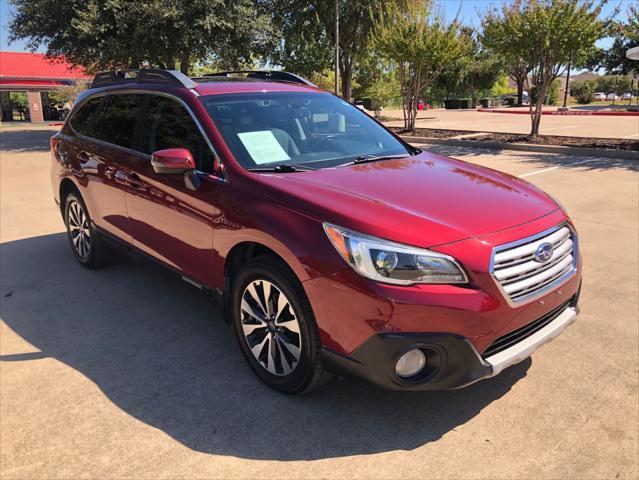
67 200 91 259
240 279 302 376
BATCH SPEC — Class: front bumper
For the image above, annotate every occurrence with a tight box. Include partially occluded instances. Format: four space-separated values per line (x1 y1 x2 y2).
322 294 579 390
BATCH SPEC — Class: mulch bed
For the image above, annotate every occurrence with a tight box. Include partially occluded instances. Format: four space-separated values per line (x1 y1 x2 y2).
392 127 639 151
393 128 470 139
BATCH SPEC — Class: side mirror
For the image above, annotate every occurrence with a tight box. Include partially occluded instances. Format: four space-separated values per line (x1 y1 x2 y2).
151 148 196 174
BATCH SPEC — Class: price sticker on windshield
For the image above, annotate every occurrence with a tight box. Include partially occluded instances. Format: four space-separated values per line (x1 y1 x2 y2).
237 130 291 164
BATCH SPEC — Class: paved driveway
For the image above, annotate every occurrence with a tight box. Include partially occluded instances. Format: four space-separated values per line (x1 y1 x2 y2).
382 108 639 139
1 126 637 479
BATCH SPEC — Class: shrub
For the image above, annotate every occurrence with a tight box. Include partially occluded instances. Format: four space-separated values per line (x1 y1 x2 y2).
572 81 596 104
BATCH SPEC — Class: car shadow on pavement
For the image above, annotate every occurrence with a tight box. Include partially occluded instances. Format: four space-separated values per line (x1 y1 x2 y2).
426 145 639 172
0 128 59 152
0 233 530 461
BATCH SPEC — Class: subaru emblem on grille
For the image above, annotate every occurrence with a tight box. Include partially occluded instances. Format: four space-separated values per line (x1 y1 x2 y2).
534 242 554 263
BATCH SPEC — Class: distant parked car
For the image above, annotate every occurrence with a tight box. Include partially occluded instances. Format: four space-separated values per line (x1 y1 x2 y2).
594 92 606 100
606 93 619 101
621 92 633 100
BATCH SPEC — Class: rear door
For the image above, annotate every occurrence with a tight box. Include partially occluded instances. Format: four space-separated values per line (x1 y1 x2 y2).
121 94 223 286
65 94 137 242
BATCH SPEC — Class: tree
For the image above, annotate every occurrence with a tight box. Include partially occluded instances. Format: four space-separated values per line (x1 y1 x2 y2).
602 4 639 76
570 80 596 103
456 29 504 108
482 10 532 106
47 83 88 106
374 2 467 131
491 75 516 96
8 0 272 74
268 0 393 101
482 0 607 137
362 70 400 117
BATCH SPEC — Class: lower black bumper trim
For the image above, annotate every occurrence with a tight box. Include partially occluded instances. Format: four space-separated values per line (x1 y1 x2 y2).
321 333 493 391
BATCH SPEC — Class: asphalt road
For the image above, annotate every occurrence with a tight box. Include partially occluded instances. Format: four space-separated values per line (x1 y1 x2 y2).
1 126 637 479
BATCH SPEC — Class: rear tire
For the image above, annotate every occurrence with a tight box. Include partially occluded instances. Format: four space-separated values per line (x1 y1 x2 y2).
63 192 112 269
231 256 331 394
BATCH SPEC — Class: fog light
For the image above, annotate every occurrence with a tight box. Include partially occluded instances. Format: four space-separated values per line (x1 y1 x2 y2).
395 349 426 378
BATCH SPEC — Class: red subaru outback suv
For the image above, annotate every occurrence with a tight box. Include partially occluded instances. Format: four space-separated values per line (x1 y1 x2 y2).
50 69 581 394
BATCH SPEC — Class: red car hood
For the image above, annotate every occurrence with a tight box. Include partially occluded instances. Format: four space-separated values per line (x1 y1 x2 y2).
257 151 559 248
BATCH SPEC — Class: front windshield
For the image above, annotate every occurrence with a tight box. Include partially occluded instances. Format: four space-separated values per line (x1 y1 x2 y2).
200 91 412 170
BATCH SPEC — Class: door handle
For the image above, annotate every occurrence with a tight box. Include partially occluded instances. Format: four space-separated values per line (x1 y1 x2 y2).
114 171 144 189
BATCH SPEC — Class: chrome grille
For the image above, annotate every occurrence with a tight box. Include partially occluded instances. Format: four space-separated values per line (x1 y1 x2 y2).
491 225 577 304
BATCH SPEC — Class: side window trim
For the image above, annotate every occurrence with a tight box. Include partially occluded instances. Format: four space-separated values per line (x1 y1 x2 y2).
68 89 226 182
131 94 150 152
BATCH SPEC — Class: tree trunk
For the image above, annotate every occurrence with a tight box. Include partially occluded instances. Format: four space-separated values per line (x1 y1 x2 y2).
530 85 547 137
340 65 353 102
406 87 419 131
563 57 572 108
516 79 524 106
179 54 190 75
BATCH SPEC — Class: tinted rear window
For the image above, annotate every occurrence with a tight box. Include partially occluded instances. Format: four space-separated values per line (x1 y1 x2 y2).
69 96 106 138
96 94 145 149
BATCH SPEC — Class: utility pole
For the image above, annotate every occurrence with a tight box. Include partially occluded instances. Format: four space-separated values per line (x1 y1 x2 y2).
335 0 339 96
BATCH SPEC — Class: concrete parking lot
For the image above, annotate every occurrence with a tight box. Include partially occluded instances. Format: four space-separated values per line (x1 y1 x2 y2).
383 108 639 139
1 125 637 479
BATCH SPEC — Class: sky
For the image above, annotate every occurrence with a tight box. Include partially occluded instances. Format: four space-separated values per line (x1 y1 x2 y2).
0 0 633 53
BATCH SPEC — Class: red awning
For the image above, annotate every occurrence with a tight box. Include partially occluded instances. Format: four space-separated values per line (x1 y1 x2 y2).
0 79 75 88
0 52 91 80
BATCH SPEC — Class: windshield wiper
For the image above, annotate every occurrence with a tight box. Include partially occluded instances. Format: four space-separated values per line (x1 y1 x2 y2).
337 153 411 167
248 164 315 173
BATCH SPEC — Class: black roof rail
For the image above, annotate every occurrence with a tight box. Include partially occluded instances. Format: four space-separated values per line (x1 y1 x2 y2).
200 70 316 86
91 69 196 89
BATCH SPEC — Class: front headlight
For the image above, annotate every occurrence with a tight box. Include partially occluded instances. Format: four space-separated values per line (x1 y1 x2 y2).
323 223 468 285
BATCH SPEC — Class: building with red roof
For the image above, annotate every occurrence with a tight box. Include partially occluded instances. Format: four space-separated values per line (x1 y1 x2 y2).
0 52 91 123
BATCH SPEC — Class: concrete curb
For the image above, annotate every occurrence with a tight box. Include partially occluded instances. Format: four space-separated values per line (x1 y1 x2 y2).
400 135 639 160
478 108 639 116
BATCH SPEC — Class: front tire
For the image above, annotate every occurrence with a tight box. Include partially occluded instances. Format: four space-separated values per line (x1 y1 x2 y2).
231 256 331 394
64 192 112 269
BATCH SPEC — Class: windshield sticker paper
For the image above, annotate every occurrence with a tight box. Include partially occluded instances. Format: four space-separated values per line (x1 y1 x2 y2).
237 130 291 164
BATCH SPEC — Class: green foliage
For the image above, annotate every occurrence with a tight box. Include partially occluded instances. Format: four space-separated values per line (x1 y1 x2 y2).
435 28 505 105
363 74 400 117
8 0 273 73
267 0 392 100
374 2 468 130
594 75 632 94
43 82 89 106
9 92 28 109
571 80 596 103
548 79 561 105
602 4 639 75
491 75 515 96
481 4 532 105
309 70 336 92
482 0 607 136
